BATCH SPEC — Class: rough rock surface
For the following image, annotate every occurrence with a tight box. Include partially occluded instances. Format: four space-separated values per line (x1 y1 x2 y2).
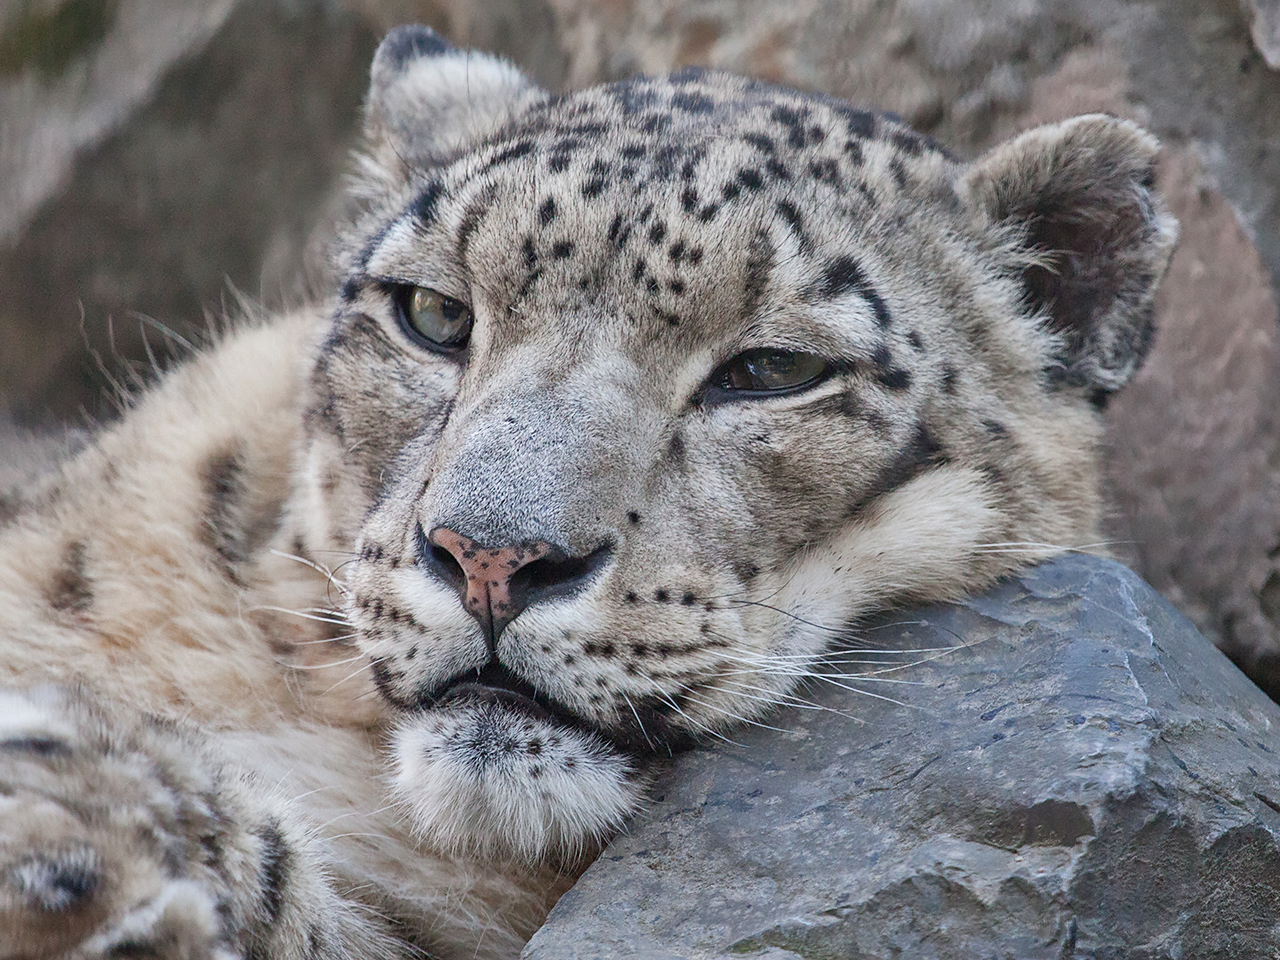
526 555 1280 959
0 0 378 423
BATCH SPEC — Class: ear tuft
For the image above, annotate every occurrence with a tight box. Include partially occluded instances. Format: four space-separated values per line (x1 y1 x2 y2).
362 25 544 189
963 115 1179 395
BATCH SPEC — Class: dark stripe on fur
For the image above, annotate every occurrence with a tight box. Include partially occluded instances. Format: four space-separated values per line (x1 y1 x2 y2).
846 423 948 519
256 820 290 926
48 540 93 613
817 255 893 327
201 451 249 574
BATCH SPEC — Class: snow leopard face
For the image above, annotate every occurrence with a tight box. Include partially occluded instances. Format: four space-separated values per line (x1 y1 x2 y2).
296 26 1175 862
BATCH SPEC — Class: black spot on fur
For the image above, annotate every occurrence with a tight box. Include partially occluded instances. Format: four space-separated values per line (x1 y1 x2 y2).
539 197 557 225
839 107 877 139
698 204 719 222
582 176 606 198
721 182 741 202
984 419 1009 439
737 168 764 191
688 247 703 265
640 114 672 134
907 331 924 351
48 540 93 613
256 822 290 927
669 241 686 262
775 200 804 239
9 849 100 910
648 222 667 245
681 187 699 212
871 347 912 391
771 105 810 149
627 511 640 525
818 256 892 327
552 240 575 259
669 279 686 295
666 432 687 469
766 158 792 181
483 140 535 171
809 158 840 185
523 237 538 269
625 591 639 603
743 133 776 154
673 91 714 114
843 139 865 165
413 181 444 225
889 157 909 190
654 589 669 602
890 130 924 157
338 276 361 303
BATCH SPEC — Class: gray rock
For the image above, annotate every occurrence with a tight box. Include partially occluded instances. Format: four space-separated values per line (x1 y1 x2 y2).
0 0 378 424
526 555 1280 959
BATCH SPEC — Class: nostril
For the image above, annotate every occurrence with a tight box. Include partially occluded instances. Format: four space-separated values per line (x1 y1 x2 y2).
509 542 614 606
431 543 466 585
416 524 466 590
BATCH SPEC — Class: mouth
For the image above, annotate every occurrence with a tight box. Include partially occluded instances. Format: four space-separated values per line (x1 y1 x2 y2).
422 661 696 757
428 663 571 726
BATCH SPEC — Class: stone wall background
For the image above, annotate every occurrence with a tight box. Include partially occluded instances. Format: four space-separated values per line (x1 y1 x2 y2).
3 0 1280 692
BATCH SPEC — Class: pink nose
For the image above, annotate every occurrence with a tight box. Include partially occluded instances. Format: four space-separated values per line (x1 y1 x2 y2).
427 527 552 642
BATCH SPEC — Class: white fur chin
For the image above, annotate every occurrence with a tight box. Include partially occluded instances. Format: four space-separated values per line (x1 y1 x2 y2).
391 701 644 864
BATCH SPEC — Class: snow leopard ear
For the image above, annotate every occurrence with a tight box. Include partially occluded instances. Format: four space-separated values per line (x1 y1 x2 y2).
962 115 1178 397
363 25 544 186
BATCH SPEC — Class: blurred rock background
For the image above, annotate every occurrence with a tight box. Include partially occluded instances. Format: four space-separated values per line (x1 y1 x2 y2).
2 0 1279 695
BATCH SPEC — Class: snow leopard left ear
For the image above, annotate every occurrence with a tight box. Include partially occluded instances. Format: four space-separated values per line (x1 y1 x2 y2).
363 25 545 186
962 114 1178 397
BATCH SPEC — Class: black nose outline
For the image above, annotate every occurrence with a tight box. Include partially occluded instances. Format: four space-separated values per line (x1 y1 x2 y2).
416 524 614 646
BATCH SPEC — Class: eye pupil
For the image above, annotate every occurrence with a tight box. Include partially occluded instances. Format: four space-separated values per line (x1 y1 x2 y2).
402 285 472 350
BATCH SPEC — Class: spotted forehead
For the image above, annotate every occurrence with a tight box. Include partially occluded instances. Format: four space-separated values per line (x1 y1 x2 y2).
413 68 956 239
367 69 961 344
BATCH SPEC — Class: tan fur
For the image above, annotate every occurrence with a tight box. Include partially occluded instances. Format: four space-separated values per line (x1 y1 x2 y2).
0 25 1175 960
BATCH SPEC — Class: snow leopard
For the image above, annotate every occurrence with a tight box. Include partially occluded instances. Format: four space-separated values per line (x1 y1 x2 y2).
0 24 1176 960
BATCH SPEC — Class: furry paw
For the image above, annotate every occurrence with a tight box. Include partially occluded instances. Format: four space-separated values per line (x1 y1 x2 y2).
0 687 240 959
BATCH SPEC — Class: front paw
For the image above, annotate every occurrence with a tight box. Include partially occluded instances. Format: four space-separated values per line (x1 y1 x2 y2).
0 687 238 959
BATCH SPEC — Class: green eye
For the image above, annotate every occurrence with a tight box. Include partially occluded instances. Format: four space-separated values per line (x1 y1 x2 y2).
398 286 472 350
712 349 829 396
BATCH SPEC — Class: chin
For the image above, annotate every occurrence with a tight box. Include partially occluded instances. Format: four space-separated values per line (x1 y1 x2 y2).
389 675 647 865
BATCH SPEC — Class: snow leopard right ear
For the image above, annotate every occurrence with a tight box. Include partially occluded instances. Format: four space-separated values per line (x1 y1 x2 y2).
362 25 545 187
